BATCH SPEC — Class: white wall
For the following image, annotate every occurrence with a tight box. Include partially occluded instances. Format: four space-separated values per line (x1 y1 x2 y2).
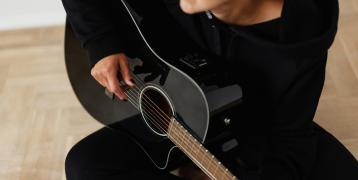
0 0 66 30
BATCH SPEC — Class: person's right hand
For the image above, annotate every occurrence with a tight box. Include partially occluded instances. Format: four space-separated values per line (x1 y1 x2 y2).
90 53 135 100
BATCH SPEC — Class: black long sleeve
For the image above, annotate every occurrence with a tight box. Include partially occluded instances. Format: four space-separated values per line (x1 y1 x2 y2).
259 1 338 179
261 54 328 179
61 0 126 67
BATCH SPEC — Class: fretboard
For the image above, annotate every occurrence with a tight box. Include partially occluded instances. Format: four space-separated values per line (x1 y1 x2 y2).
168 118 237 180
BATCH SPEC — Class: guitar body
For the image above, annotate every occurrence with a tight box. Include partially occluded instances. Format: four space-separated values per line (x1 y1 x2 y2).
65 0 242 171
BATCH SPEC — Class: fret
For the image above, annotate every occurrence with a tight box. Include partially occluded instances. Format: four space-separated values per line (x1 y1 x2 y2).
167 119 174 138
189 134 218 178
215 162 221 177
204 149 213 173
208 155 220 177
210 155 217 177
188 133 199 155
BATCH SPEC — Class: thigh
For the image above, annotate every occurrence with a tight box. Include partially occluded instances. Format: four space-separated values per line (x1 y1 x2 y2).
65 127 182 180
309 124 358 180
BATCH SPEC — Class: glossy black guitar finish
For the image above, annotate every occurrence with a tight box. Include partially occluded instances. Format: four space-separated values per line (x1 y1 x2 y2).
64 0 242 170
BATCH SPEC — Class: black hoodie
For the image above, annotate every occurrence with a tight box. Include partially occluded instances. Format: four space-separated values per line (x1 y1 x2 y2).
61 0 339 179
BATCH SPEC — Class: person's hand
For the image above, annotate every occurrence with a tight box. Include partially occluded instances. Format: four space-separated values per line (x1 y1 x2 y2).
90 53 135 100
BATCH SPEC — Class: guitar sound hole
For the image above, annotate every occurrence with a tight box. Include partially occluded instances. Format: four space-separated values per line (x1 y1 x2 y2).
140 86 174 136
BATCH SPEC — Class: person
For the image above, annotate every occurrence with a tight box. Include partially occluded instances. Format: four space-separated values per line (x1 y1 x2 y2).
61 0 358 179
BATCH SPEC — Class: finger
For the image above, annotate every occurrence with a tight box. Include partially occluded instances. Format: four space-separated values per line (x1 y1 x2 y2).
107 71 127 100
118 55 135 87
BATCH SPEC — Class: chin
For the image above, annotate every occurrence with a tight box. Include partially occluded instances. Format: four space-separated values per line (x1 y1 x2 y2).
179 0 197 14
179 0 227 14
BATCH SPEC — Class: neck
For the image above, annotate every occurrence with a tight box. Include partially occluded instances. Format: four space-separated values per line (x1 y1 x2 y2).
168 118 237 180
211 0 283 26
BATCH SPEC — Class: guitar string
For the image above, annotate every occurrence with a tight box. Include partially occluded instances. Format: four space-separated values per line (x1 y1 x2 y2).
121 73 170 124
168 117 235 180
124 87 169 134
125 89 231 180
128 74 174 126
117 0 235 178
169 122 235 180
123 78 181 136
122 81 218 166
169 121 216 179
122 76 236 179
113 72 235 179
124 84 179 135
169 120 219 179
122 80 171 132
130 74 173 123
125 75 232 175
124 85 235 180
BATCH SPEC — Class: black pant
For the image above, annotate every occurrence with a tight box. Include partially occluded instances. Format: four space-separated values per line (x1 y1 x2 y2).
65 123 358 180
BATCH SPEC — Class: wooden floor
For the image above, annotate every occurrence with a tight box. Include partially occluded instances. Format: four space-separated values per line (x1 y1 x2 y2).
0 1 357 179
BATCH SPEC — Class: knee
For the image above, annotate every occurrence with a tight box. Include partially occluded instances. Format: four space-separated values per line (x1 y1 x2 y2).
65 142 91 180
64 128 140 179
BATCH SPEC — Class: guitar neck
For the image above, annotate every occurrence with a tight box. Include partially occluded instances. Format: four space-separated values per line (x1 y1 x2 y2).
168 118 237 180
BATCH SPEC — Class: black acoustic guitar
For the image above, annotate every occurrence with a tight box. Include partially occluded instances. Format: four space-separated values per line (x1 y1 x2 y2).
64 0 243 179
